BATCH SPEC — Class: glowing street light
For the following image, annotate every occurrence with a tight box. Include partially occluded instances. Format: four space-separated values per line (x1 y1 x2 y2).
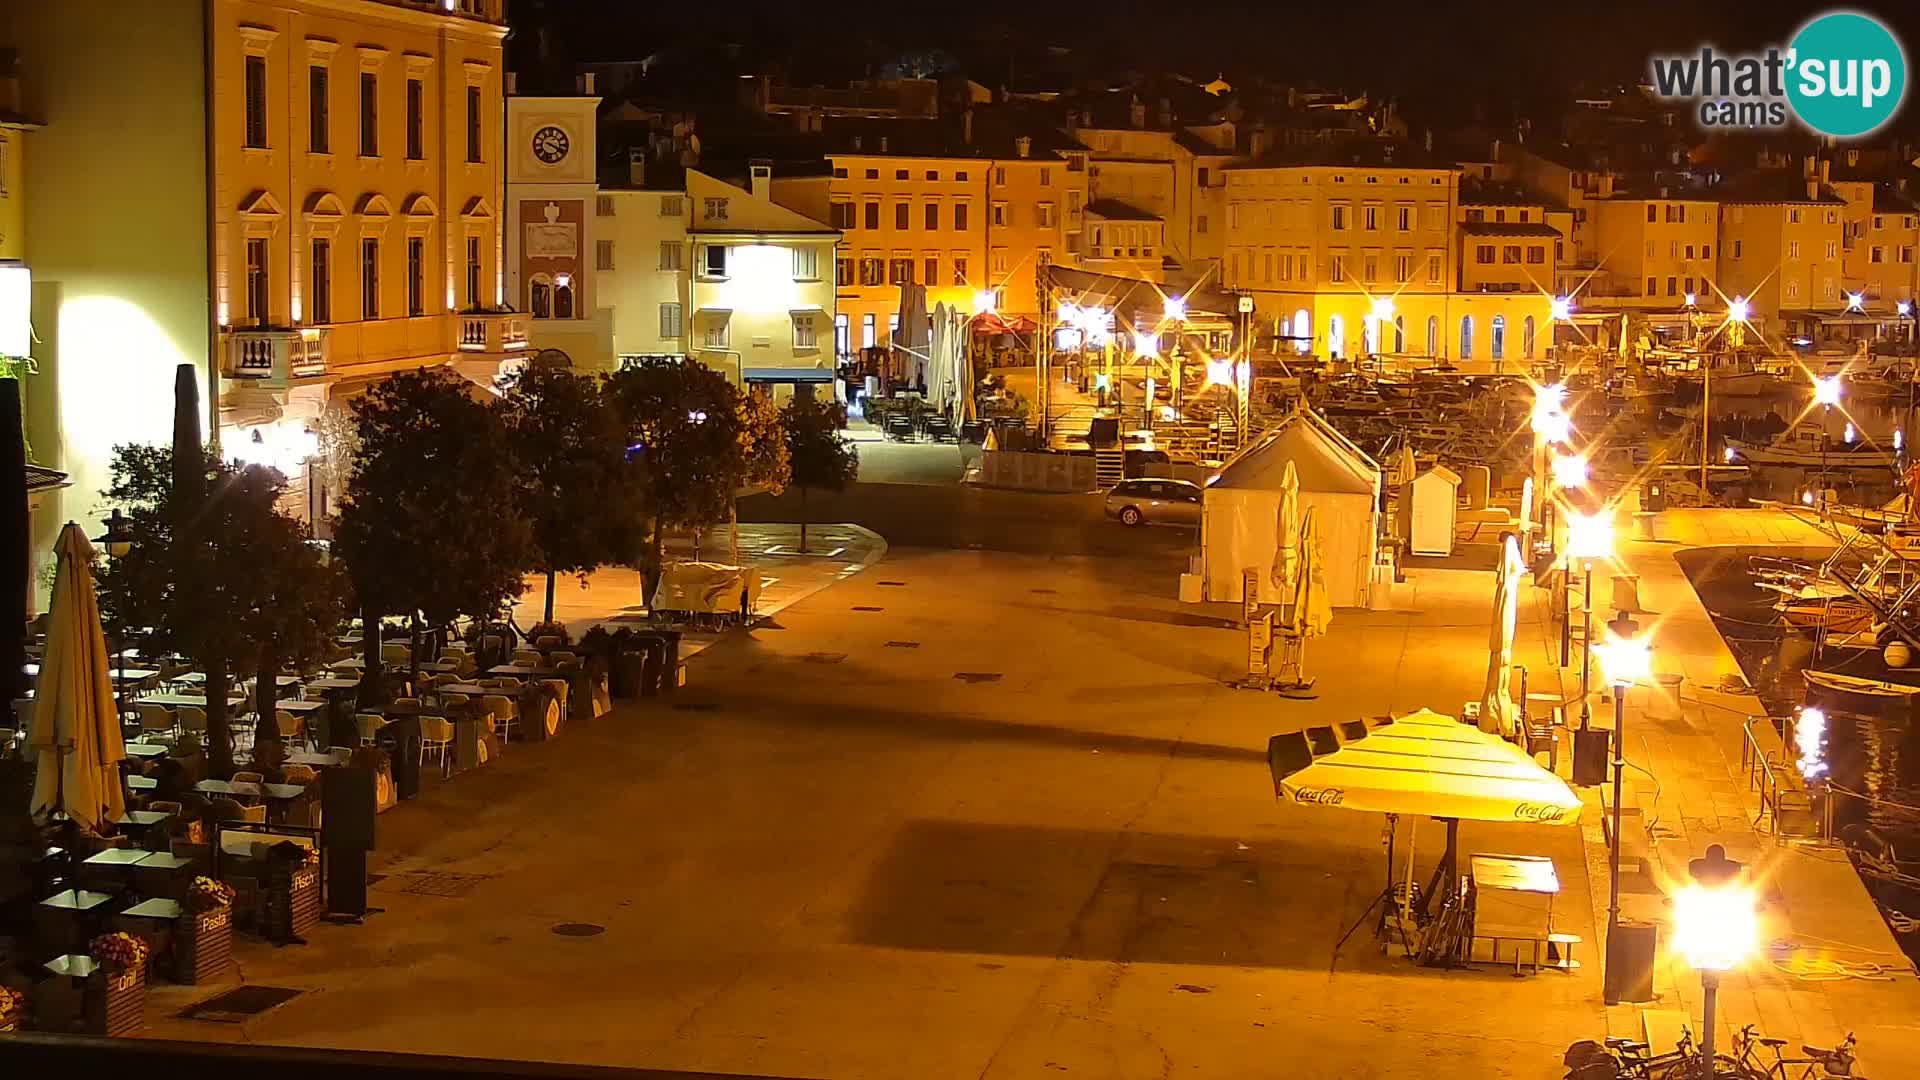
1164 295 1187 321
972 290 996 315
1728 296 1752 323
1900 300 1914 317
1550 451 1588 490
1565 510 1615 562
1134 331 1159 358
1670 844 1756 1057
1683 292 1698 307
1369 296 1396 321
1549 295 1573 321
1813 375 1843 408
1846 291 1866 312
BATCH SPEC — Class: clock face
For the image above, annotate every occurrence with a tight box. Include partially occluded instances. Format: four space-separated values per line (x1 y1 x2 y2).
531 125 571 165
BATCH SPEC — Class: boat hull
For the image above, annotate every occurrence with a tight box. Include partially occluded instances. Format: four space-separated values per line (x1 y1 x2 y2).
1726 439 1895 469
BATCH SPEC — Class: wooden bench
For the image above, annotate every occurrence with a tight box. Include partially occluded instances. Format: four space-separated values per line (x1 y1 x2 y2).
1471 922 1582 975
1523 699 1563 770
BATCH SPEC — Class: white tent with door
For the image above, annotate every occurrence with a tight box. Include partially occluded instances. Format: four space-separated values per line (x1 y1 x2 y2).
1201 408 1381 609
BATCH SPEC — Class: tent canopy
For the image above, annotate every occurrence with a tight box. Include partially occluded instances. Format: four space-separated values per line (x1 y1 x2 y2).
1266 708 1580 825
1212 408 1380 495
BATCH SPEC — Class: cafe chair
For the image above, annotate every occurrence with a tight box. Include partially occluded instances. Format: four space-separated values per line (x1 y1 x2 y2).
147 800 182 817
534 635 564 650
232 770 263 788
179 707 208 745
380 643 411 666
481 694 517 746
276 710 306 750
356 713 389 746
282 764 318 786
550 650 579 667
418 715 453 772
138 704 177 740
512 648 544 666
541 678 569 727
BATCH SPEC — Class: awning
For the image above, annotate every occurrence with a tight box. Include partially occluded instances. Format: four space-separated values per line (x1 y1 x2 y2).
743 367 835 382
1267 708 1581 824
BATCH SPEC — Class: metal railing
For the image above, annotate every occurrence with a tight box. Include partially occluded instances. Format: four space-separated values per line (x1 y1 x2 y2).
1740 715 1813 839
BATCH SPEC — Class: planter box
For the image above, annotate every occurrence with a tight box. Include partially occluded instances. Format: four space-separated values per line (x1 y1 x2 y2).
265 864 321 942
84 966 144 1037
175 907 235 985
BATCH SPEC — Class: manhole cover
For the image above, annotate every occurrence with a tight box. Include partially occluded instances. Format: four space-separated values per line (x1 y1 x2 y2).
954 672 1003 684
551 922 606 937
673 702 719 712
852 605 884 612
885 641 920 649
1030 588 1058 595
877 580 908 587
377 870 495 898
802 652 847 664
181 985 304 1022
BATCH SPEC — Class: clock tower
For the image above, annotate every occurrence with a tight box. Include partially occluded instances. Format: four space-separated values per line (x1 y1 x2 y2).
505 85 610 368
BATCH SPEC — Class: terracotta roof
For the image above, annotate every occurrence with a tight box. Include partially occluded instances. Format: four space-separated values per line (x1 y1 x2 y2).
25 464 69 494
1460 222 1564 238
1085 199 1160 222
1714 169 1847 205
1226 139 1453 171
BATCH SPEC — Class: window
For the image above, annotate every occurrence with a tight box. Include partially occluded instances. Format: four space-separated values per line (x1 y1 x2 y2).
1490 314 1505 360
530 278 550 318
1197 167 1210 187
1467 209 1485 223
595 239 615 271
1459 315 1473 359
1667 276 1678 296
1037 203 1055 228
660 196 683 216
1039 167 1051 187
1872 245 1886 264
924 203 939 230
1684 276 1694 295
1196 214 1209 235
835 313 850 355
702 315 728 349
1669 240 1679 258
309 65 329 153
1426 315 1438 356
1646 204 1657 223
703 197 730 221
1263 253 1274 281
1732 240 1743 258
792 246 819 280
954 203 969 231
1329 254 1346 282
359 72 378 156
895 202 910 230
244 55 268 149
1902 246 1916 264
704 244 728 277
952 256 968 285
894 169 908 181
658 241 682 271
406 237 424 315
1327 314 1344 358
1476 245 1495 264
924 170 938 181
1825 241 1838 259
465 236 481 307
992 202 1007 227
1395 254 1411 283
1787 240 1801 260
832 166 848 179
831 202 855 229
860 256 884 286
466 86 482 162
1646 276 1657 295
311 239 332 323
836 256 853 286
1702 244 1712 259
994 166 1006 186
888 257 913 285
596 195 615 217
245 238 268 324
405 78 424 160
1331 205 1348 230
923 256 938 284
864 169 879 180
1788 208 1803 224
1427 253 1443 284
1526 246 1544 264
659 302 682 339
1363 206 1378 230
1363 254 1378 282
1393 315 1404 353
794 314 817 350
1501 245 1521 264
864 202 880 230
1684 243 1695 259
1523 315 1536 359
861 313 876 348
557 280 576 319
990 248 1009 274
361 238 380 319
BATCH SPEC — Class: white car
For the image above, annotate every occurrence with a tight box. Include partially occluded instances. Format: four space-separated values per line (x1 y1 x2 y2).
1105 478 1202 527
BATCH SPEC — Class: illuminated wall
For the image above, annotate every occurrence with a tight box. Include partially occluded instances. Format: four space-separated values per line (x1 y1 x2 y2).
1589 197 1719 304
3 1 212 584
603 188 690 359
1832 179 1920 310
0 123 23 263
685 169 838 384
506 94 611 370
1718 196 1846 321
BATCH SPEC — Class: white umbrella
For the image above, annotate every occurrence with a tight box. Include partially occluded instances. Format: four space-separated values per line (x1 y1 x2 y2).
1479 534 1524 737
1294 506 1332 638
1269 460 1300 606
30 522 126 834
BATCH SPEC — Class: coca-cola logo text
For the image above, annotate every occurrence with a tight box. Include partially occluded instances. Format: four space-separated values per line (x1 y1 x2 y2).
1513 802 1569 823
1293 787 1346 806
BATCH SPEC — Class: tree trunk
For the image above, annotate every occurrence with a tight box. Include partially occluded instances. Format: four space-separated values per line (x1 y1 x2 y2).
355 603 386 710
205 660 233 778
543 568 557 625
255 648 279 758
730 500 741 565
799 486 809 553
408 615 422 696
642 514 665 611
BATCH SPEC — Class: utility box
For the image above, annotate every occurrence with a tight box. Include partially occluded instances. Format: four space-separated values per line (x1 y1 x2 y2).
1404 465 1461 557
1643 479 1667 513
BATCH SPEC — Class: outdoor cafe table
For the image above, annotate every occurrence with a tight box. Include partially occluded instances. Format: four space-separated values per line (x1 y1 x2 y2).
331 658 463 674
141 692 244 709
79 847 151 891
486 664 559 678
180 672 301 689
272 698 328 713
305 677 361 692
1466 854 1573 974
196 779 307 801
126 775 157 792
289 748 351 768
115 810 175 850
123 743 168 760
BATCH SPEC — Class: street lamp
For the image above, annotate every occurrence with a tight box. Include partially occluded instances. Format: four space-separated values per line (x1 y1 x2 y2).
973 290 996 316
1675 845 1756 1075
93 509 135 723
1592 612 1651 1006
1164 295 1187 321
1550 451 1588 490
1549 295 1573 322
1566 509 1615 730
1813 375 1842 507
1728 296 1751 323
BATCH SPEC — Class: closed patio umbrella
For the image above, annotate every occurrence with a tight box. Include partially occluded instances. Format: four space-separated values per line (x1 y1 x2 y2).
1294 506 1332 639
30 522 126 834
1479 534 1524 738
1269 460 1300 606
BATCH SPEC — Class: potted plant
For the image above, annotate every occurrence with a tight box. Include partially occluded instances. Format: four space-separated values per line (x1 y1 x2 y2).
0 985 25 1031
84 932 147 1035
177 876 236 984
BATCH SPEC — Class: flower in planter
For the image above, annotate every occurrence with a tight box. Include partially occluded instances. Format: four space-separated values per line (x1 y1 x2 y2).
88 932 149 973
0 984 26 1020
188 876 237 912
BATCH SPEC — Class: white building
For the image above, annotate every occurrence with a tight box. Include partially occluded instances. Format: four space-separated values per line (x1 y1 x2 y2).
601 186 690 363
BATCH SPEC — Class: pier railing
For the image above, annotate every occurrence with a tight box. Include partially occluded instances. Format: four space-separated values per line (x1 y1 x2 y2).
1740 715 1815 840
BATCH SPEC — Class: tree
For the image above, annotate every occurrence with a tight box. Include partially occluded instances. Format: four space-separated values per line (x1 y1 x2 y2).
783 399 858 553
604 357 746 602
334 368 534 702
497 362 642 623
96 448 324 776
728 388 790 562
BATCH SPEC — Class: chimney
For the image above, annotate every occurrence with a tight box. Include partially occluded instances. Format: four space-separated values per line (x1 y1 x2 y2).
1490 138 1501 163
1819 158 1830 185
505 70 518 96
963 107 973 146
879 134 889 153
749 161 771 201
1156 97 1172 127
629 146 646 187
1808 178 1819 201
1423 128 1433 152
577 71 595 95
1014 135 1031 159
1803 155 1816 178
852 133 863 150
1129 99 1146 129
1847 147 1861 167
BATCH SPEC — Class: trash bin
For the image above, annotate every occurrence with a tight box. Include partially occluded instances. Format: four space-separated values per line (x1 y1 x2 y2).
633 632 664 697
608 645 645 701
1604 919 1658 1003
656 629 682 693
1648 673 1685 722
1642 479 1667 513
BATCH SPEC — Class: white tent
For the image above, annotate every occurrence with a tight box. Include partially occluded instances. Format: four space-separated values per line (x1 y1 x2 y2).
1201 408 1381 608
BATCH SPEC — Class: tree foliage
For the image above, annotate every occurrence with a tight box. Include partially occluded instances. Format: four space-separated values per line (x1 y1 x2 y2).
333 368 533 695
604 357 746 596
497 362 644 621
782 399 858 552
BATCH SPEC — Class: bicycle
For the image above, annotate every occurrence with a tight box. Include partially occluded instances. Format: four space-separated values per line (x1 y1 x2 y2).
1734 1025 1862 1079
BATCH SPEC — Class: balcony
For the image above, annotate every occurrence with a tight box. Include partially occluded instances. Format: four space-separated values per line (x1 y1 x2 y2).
456 311 529 355
223 327 329 386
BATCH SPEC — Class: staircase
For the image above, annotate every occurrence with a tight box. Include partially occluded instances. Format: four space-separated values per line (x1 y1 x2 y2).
1094 447 1126 489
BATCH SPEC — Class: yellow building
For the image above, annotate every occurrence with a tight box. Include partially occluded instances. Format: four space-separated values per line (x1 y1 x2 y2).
0 65 27 267
601 185 692 363
1221 145 1550 368
1456 180 1563 296
989 145 1087 314
1830 169 1920 317
1586 194 1721 309
1716 167 1848 336
505 89 609 370
4 0 513 541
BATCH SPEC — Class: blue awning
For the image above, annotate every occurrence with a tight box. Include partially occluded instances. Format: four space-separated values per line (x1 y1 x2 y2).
744 367 835 382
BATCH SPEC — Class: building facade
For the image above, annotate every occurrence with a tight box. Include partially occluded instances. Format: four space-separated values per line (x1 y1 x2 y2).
1587 196 1721 309
505 90 611 370
600 185 691 363
1716 174 1847 329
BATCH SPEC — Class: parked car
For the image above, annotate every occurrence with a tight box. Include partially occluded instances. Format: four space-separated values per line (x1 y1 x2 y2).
1105 478 1202 527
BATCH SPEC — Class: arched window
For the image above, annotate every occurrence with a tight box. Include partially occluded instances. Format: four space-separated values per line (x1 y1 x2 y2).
1523 315 1536 359
1491 314 1506 360
1328 314 1345 359
554 280 575 319
1459 315 1474 359
1426 315 1438 357
529 275 552 319
1363 315 1379 355
1393 315 1405 353
1292 309 1310 354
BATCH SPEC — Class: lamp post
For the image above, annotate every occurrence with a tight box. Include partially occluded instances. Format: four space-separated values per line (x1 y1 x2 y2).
1592 613 1651 1005
1566 509 1615 730
1674 845 1755 1077
94 509 134 722
1813 375 1842 510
